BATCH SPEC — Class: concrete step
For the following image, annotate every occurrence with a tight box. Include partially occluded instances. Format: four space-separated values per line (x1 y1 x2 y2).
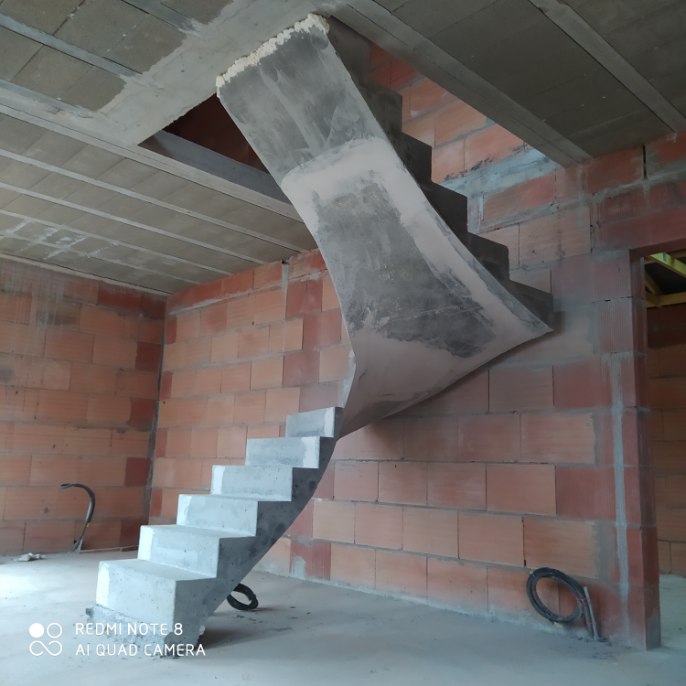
211 464 294 500
176 494 258 533
285 406 342 438
245 436 334 468
462 233 510 281
139 525 253 576
391 133 433 183
502 278 554 328
418 180 510 279
361 85 403 134
420 181 468 233
95 558 214 626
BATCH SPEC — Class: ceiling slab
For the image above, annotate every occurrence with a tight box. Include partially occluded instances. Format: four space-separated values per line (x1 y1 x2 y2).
0 0 685 292
0 110 313 292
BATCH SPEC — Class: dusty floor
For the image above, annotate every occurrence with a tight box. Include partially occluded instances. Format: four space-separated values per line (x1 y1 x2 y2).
661 574 686 650
1 551 684 686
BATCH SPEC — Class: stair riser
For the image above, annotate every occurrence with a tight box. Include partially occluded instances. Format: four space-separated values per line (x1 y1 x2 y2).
285 406 342 438
392 133 433 182
143 494 316 576
245 436 333 468
177 495 258 533
95 562 180 626
210 465 294 499
139 528 258 577
420 182 468 232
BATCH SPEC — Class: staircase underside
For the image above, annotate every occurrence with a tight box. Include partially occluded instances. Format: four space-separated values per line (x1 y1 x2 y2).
217 15 552 435
91 14 552 651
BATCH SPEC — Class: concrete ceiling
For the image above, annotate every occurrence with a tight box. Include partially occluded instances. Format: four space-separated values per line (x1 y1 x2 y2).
0 0 684 292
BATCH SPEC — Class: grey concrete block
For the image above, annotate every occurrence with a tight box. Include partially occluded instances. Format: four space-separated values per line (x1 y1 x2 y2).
139 525 253 576
0 236 31 252
161 0 229 23
0 213 23 231
0 0 84 34
211 464 294 500
3 194 55 217
98 159 156 189
55 0 144 56
0 115 43 155
245 436 334 468
29 173 87 200
62 67 124 111
0 160 49 189
285 407 342 438
13 223 58 240
134 171 188 200
24 133 85 166
62 145 123 178
0 27 41 81
95 558 215 627
107 14 183 73
176 494 258 533
13 46 91 99
0 189 22 208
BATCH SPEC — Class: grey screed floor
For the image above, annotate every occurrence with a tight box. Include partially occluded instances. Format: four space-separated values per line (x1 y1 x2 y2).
0 551 684 685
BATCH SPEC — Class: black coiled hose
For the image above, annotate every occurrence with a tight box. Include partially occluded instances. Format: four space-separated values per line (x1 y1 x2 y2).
526 567 602 641
227 583 259 611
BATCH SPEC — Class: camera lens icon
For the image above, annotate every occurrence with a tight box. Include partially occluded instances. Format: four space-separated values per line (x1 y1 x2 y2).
29 623 63 656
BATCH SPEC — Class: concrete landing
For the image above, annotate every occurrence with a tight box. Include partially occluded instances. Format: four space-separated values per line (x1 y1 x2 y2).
1 552 684 685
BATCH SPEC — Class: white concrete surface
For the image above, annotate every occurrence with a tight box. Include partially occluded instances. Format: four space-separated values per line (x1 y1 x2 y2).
1 551 684 686
661 574 686 651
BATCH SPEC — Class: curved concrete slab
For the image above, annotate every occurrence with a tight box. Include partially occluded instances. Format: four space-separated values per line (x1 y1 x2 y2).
217 15 552 434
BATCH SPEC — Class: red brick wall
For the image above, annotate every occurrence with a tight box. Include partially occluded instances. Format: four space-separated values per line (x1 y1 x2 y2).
648 303 686 575
370 45 533 195
152 55 686 648
152 255 347 523
0 259 164 554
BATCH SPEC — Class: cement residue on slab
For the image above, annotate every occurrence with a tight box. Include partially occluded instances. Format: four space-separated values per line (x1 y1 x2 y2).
217 14 329 86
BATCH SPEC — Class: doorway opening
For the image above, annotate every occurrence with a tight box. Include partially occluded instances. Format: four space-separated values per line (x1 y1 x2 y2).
644 248 686 650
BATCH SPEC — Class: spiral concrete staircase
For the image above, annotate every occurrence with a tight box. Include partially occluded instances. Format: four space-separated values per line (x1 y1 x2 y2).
91 15 553 650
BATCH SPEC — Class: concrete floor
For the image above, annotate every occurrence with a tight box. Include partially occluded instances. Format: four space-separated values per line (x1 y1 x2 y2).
1 552 684 686
661 574 686 651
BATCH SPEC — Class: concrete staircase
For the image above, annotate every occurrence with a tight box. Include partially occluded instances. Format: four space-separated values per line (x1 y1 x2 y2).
92 406 341 647
91 14 553 650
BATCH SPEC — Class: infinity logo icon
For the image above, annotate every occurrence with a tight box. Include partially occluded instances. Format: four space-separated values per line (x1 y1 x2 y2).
28 623 63 657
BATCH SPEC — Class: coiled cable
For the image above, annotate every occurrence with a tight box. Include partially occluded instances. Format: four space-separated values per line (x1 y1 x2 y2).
526 567 602 641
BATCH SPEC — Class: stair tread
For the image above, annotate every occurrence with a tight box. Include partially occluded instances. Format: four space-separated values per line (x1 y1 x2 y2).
208 493 292 501
146 524 255 539
103 557 214 581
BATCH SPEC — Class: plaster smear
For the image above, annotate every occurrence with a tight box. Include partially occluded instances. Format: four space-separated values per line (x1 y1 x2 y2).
217 13 329 86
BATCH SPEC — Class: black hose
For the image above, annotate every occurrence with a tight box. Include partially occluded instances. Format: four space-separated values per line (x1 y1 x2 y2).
227 583 259 611
60 483 95 552
526 567 602 640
